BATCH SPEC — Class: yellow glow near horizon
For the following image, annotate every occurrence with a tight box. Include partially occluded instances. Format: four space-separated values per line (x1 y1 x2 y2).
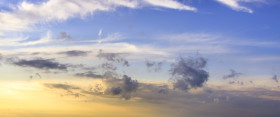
0 81 167 117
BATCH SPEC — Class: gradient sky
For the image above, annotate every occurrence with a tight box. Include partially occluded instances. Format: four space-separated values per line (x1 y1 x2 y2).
1 0 280 117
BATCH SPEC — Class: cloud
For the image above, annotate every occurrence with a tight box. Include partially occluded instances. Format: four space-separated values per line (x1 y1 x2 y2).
101 62 118 71
97 49 129 66
98 29 103 38
216 0 265 13
105 75 139 100
223 69 242 79
58 50 89 57
75 71 103 79
57 32 72 40
39 81 280 117
0 0 195 32
145 59 163 72
9 57 68 71
272 75 279 83
142 0 196 11
0 31 52 47
169 56 209 91
44 83 81 90
44 83 83 97
228 80 244 85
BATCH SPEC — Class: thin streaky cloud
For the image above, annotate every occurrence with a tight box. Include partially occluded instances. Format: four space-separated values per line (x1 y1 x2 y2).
0 0 196 32
216 0 266 13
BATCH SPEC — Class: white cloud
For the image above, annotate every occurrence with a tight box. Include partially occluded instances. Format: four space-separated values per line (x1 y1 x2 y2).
98 29 103 38
0 0 195 32
21 31 52 46
142 0 196 11
0 31 52 47
216 0 265 13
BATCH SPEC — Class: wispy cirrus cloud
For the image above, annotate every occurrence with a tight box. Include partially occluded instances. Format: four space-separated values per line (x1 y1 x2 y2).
0 31 52 47
216 0 266 13
0 0 195 32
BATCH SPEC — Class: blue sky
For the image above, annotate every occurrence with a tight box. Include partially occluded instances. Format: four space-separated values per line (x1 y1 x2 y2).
1 0 280 117
0 0 279 81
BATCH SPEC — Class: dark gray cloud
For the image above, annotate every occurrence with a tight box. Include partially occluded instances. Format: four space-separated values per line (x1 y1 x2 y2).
58 32 72 40
44 75 139 100
75 71 103 79
272 75 279 83
101 62 117 71
110 87 122 95
145 59 163 72
223 69 242 79
169 56 209 91
158 85 169 94
59 50 89 57
97 49 129 66
106 75 139 100
9 58 68 71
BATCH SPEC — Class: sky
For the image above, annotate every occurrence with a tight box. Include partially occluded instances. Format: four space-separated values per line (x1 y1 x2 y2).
0 0 280 117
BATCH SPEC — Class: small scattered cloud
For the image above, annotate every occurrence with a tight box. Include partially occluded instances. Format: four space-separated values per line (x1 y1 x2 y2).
75 71 103 79
223 69 242 79
272 75 279 83
58 32 72 40
98 29 103 38
100 62 117 71
228 80 244 85
58 50 89 57
97 49 129 67
145 59 163 72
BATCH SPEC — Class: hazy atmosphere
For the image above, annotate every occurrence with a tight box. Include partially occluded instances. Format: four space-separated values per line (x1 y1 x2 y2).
1 0 280 117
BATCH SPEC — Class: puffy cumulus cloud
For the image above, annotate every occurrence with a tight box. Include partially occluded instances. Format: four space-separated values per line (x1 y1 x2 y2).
97 49 130 66
170 56 209 91
216 0 266 13
8 57 68 71
0 0 196 31
223 69 242 79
